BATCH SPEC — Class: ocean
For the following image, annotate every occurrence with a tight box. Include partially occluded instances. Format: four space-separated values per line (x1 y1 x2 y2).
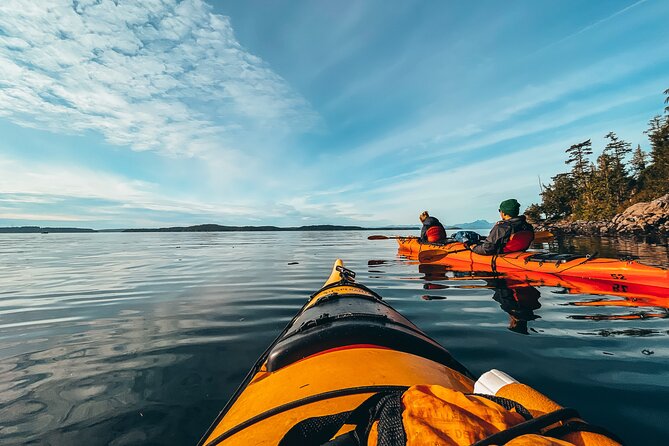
1 231 667 445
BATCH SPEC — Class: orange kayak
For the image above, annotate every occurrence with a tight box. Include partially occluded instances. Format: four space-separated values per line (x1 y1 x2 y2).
397 236 669 297
199 260 623 446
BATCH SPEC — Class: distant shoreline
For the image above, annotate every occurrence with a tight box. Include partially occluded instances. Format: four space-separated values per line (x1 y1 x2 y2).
0 221 494 233
0 224 419 234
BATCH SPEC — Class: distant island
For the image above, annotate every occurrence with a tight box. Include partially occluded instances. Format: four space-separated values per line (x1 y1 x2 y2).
0 226 96 233
124 224 372 232
0 221 493 233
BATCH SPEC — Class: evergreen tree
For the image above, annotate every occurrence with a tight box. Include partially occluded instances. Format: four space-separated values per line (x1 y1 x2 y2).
541 173 576 220
641 114 669 198
630 145 647 181
524 203 544 223
564 140 599 219
588 152 616 218
565 139 593 187
603 132 632 209
535 90 669 223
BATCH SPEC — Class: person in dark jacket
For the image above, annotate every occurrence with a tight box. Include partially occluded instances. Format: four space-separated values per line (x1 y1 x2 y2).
419 211 447 243
467 199 534 255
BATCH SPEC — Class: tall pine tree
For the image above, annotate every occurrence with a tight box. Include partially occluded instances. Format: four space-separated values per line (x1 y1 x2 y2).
641 115 669 198
603 132 632 209
565 140 595 218
630 144 648 180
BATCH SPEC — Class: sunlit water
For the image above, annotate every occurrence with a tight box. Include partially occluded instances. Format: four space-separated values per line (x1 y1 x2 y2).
0 231 667 445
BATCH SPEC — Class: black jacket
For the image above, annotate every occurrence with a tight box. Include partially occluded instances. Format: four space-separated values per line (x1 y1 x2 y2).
471 215 533 255
420 216 446 242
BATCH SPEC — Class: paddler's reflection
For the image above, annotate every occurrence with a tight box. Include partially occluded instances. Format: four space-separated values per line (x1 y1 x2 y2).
489 278 541 335
418 263 449 281
416 264 542 333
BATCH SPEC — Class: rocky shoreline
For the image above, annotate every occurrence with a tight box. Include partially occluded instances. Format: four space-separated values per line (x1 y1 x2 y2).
535 194 669 237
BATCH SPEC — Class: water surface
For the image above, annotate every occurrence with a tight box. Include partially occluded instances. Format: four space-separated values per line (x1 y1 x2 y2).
0 232 667 445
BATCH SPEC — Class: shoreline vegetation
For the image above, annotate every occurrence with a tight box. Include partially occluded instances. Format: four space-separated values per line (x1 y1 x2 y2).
528 88 669 237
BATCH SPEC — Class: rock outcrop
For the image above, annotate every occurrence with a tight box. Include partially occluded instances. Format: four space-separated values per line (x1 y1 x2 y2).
536 194 669 236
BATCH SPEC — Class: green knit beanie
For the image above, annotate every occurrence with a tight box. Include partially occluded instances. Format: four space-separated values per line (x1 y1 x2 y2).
499 199 520 217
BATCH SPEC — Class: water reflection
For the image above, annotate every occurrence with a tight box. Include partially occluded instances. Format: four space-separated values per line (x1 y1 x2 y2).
489 279 541 335
547 235 669 268
415 264 542 334
401 253 669 335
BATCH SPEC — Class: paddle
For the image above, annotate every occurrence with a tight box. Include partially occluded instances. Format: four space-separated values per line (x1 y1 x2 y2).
368 231 554 242
367 235 407 240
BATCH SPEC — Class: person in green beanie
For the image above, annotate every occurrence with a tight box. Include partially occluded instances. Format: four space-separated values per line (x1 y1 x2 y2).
466 198 534 255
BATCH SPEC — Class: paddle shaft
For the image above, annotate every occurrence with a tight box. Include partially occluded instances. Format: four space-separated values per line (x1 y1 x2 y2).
368 230 554 242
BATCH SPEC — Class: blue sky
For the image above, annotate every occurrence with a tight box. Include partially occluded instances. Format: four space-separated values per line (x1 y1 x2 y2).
0 0 667 228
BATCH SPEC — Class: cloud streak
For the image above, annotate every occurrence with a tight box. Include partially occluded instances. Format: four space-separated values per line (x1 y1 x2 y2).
0 0 319 158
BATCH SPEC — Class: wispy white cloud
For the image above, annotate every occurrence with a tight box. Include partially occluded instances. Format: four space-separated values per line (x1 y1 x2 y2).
349 41 669 167
0 0 319 158
0 154 253 223
0 212 96 222
534 0 648 55
0 154 373 227
306 141 571 225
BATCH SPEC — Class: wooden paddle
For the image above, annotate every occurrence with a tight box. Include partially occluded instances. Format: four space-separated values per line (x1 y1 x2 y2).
367 235 407 240
367 231 555 242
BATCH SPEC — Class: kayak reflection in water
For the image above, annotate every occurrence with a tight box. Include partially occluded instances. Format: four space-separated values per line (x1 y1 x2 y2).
419 210 447 243
465 198 535 255
489 278 541 335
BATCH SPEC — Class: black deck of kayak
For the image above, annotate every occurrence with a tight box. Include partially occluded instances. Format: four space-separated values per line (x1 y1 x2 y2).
266 289 472 377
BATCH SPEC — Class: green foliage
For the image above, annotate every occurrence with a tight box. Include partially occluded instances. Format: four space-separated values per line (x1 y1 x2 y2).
640 115 669 199
536 89 668 221
565 139 593 189
524 203 544 223
602 132 632 209
630 145 648 180
541 173 576 220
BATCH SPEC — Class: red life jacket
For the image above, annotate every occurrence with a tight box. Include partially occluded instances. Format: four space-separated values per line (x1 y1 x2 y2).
502 231 534 253
426 225 446 243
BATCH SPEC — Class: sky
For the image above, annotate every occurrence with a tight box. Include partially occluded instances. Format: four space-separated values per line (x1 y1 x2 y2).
0 0 668 229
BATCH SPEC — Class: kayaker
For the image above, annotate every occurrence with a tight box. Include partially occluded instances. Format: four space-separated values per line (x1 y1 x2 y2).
419 211 447 243
467 199 534 255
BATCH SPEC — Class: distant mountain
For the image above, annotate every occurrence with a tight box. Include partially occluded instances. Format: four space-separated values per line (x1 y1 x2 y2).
450 219 494 229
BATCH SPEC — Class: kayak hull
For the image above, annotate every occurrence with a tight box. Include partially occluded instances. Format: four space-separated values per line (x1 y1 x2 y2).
397 236 669 295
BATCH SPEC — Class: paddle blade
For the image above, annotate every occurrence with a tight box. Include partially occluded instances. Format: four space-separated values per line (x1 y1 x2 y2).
367 235 391 240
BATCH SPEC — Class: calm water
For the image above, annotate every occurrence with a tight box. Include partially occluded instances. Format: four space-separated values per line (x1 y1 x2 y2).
1 231 668 445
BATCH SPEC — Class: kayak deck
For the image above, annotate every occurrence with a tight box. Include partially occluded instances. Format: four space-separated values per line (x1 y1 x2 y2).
199 259 472 446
